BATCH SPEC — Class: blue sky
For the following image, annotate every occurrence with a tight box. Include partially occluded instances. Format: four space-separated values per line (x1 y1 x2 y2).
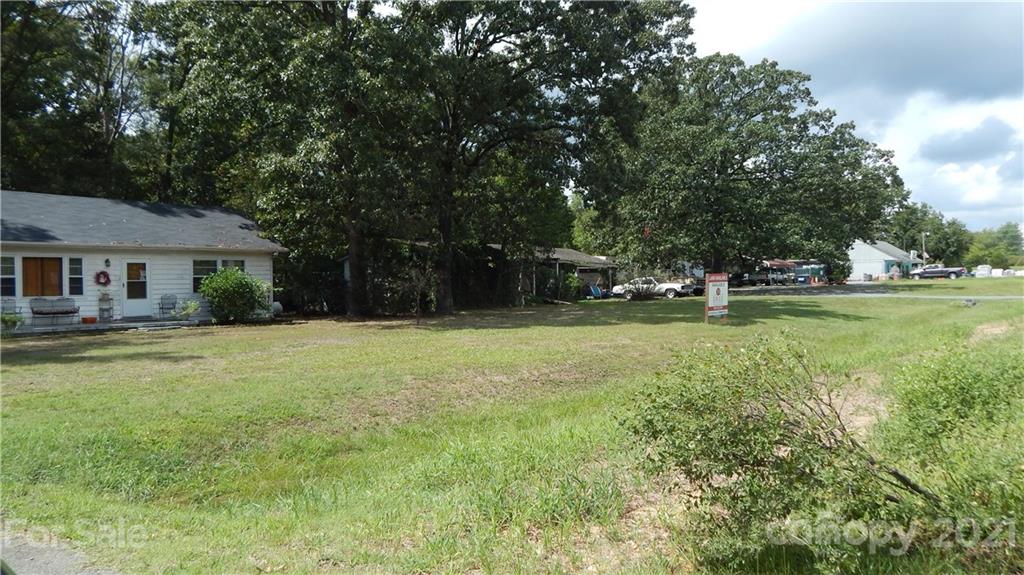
688 0 1023 231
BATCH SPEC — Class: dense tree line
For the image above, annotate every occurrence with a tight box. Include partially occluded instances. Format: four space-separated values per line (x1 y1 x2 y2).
2 0 692 314
8 1 975 315
879 201 1022 268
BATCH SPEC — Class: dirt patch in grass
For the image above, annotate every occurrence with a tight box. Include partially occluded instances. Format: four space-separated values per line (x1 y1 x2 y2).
340 360 599 429
549 479 693 573
835 370 888 437
968 321 1013 345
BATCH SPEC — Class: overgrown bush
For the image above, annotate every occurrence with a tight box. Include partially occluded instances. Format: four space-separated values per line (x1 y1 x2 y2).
198 267 271 323
627 333 1024 572
626 337 949 572
874 337 1024 570
826 259 853 284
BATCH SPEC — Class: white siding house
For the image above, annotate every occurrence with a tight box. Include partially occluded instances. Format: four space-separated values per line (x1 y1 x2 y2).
847 240 922 281
1 190 285 323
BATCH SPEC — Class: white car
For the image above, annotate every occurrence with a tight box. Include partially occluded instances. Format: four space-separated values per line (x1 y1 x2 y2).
612 277 693 299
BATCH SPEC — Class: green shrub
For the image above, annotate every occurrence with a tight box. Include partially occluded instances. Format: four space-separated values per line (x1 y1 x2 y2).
172 299 201 320
878 344 1024 457
874 338 1024 570
561 273 583 300
827 259 853 283
628 338 864 570
626 337 960 572
1 313 21 334
198 267 271 324
627 333 1024 573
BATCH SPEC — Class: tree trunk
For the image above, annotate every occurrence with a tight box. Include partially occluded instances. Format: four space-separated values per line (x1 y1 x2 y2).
159 107 177 200
710 250 725 273
435 236 454 314
103 141 116 198
345 210 369 318
435 174 456 315
514 260 525 307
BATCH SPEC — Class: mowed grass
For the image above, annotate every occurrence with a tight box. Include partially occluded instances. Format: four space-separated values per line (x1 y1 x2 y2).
880 276 1024 296
2 290 1023 573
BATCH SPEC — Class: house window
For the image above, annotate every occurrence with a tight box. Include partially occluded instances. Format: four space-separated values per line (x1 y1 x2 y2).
1 256 15 297
22 257 63 296
221 259 245 271
193 260 217 293
68 257 84 296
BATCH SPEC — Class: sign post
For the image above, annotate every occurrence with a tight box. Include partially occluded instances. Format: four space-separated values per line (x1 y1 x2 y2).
705 272 729 323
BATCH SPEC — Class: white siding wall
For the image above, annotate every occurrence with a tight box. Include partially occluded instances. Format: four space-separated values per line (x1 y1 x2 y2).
0 246 273 321
847 241 888 281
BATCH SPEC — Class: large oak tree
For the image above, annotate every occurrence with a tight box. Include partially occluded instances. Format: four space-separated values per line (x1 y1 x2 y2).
401 1 693 312
601 54 906 272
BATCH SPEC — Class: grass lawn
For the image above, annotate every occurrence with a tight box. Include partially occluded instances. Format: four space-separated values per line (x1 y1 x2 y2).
2 290 1023 573
878 276 1024 296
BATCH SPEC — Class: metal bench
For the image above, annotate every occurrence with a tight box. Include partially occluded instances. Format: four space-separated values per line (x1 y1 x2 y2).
158 294 178 319
29 297 80 325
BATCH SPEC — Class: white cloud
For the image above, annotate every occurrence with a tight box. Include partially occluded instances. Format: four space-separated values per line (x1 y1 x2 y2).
689 0 820 57
877 93 1023 226
935 163 1002 205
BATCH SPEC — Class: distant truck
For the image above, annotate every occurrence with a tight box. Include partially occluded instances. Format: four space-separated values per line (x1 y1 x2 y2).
909 264 967 280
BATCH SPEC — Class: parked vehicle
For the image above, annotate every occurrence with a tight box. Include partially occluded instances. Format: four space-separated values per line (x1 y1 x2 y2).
730 272 760 286
727 269 790 287
909 264 967 280
612 277 694 299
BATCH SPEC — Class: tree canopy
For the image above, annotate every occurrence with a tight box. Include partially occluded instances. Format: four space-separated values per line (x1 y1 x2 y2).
964 222 1024 269
581 54 907 272
881 201 971 265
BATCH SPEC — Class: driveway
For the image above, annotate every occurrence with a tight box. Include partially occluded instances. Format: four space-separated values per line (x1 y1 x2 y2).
2 536 118 575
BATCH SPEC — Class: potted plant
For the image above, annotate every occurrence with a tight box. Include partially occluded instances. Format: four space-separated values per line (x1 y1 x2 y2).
172 299 201 320
1 313 22 336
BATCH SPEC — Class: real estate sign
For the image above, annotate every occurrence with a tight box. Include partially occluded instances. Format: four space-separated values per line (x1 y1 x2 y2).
705 272 729 321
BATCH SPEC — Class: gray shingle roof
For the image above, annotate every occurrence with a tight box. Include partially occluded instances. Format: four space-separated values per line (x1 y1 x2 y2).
867 240 922 263
541 247 616 268
1 190 286 253
486 244 615 267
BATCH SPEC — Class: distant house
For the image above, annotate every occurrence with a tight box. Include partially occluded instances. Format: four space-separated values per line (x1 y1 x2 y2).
1 190 286 322
847 240 922 281
485 244 617 296
535 247 617 291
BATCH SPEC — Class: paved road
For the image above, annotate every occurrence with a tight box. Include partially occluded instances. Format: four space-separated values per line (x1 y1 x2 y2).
730 284 1023 300
2 536 118 575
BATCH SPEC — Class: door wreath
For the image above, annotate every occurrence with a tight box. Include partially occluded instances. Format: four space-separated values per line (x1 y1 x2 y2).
95 270 112 286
